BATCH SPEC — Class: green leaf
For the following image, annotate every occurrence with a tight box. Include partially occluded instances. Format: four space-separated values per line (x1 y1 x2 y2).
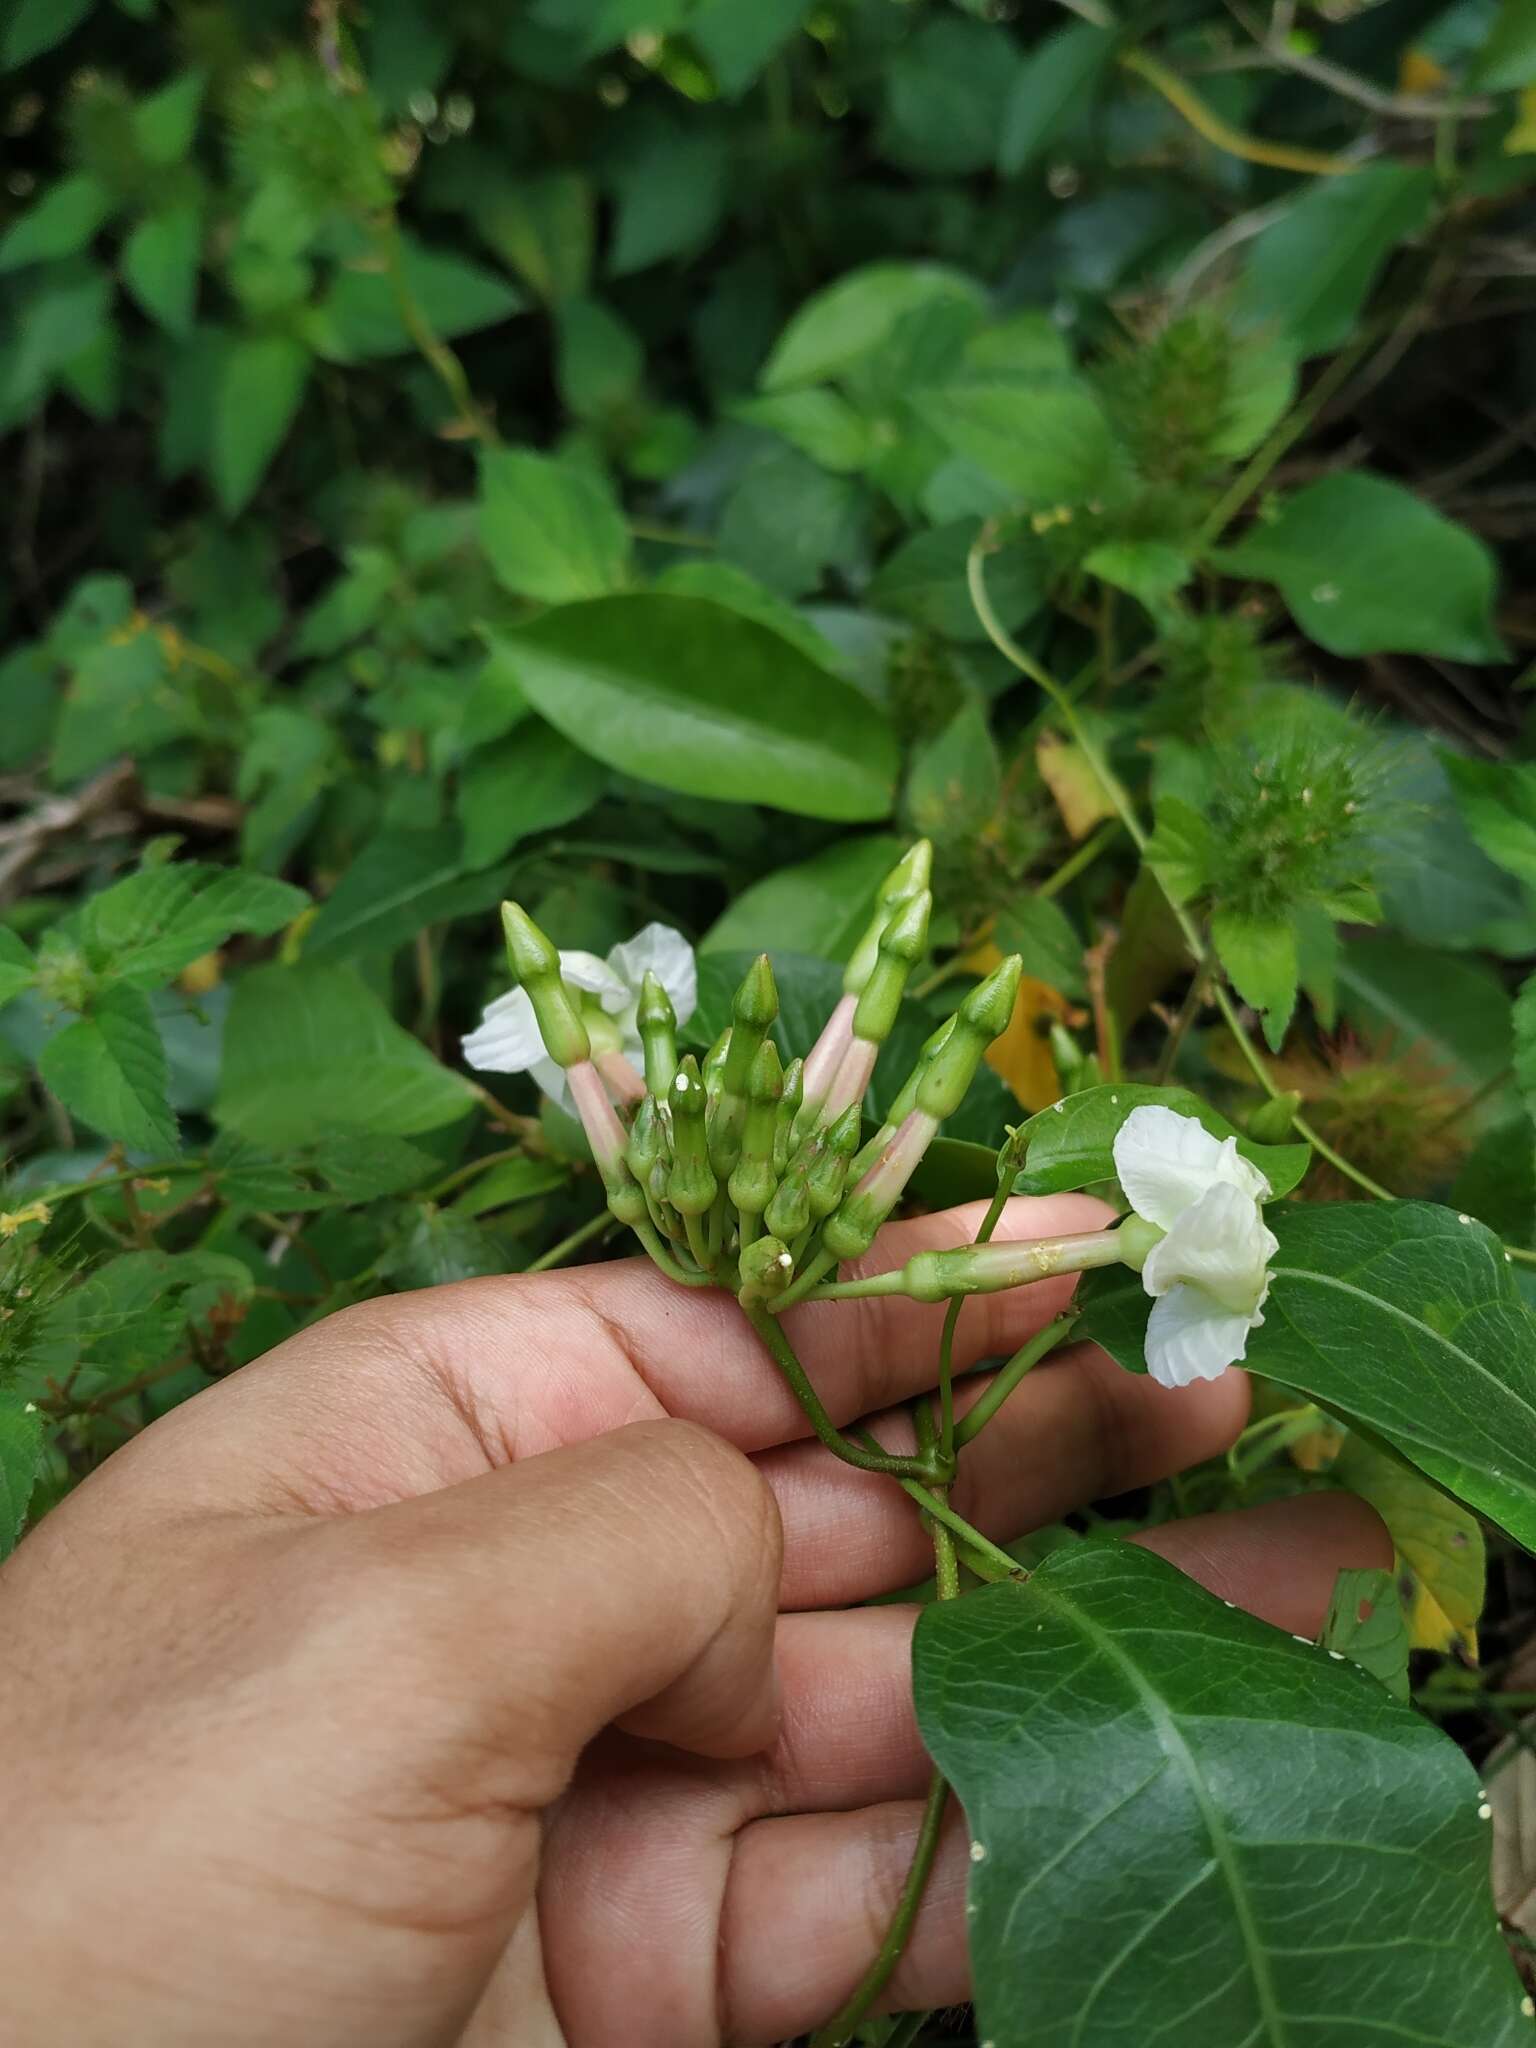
867 520 1048 641
1211 907 1298 1052
731 388 875 472
916 1544 1526 2048
1442 752 1536 889
1453 1113 1536 1243
0 927 38 1009
1476 0 1536 89
2 0 93 68
0 173 114 272
652 560 846 674
1215 474 1506 663
914 375 1117 509
39 984 177 1154
80 864 307 986
1322 1566 1411 1698
993 893 1086 999
303 829 503 959
761 261 986 392
1336 1433 1486 1659
1516 975 1536 1106
701 834 906 960
1236 164 1437 357
555 294 643 420
311 238 525 361
489 593 899 821
998 21 1113 175
457 717 607 868
0 1401 43 1559
121 202 202 337
211 334 310 517
133 69 206 165
905 698 1000 844
717 444 863 599
1017 1082 1311 1198
217 963 476 1145
688 0 808 96
1079 1201 1536 1554
606 119 727 275
468 172 593 304
450 1154 570 1217
479 447 631 604
1145 793 1217 906
882 15 1020 176
1082 539 1191 612
1336 934 1512 1101
208 1131 438 1211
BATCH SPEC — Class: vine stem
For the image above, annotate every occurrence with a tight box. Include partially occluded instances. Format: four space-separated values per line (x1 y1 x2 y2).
525 1208 614 1274
937 1147 1023 1459
378 214 499 445
953 1312 1080 1450
1117 47 1363 178
741 1299 949 1483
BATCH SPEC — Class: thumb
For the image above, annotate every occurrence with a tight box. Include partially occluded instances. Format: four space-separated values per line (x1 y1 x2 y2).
314 1417 784 1810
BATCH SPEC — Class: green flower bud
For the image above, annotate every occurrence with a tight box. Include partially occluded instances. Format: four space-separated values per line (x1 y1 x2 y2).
774 1058 804 1174
843 840 933 996
627 1093 668 1183
806 1102 861 1219
667 1057 717 1218
850 890 931 1048
500 901 589 1068
764 1152 811 1241
721 955 778 1097
637 972 678 1097
916 954 1022 1120
738 1234 794 1305
852 1015 956 1176
703 1026 732 1105
728 1039 782 1223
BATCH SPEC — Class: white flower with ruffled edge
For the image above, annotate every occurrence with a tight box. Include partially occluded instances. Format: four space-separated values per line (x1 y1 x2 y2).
1111 1104 1279 1390
462 923 696 1112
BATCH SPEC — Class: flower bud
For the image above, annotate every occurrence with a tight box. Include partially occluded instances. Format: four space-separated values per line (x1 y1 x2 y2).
738 1234 794 1305
916 954 1022 1120
501 901 589 1068
861 1227 1129 1302
627 1092 668 1183
637 971 678 1097
842 839 932 996
765 1146 813 1241
849 1016 954 1180
807 1102 861 1220
713 955 779 1179
822 1107 939 1262
774 1057 804 1173
667 1057 718 1218
569 1059 646 1225
703 1026 732 1106
850 890 930 1048
728 1039 782 1224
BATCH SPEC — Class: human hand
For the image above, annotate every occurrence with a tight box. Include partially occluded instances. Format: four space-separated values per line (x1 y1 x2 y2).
0 1194 1387 2046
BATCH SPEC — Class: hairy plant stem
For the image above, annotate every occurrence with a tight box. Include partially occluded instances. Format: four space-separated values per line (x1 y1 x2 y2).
741 1299 951 1483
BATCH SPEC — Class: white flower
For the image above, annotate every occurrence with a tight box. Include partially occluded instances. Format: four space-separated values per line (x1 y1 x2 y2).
462 922 696 1112
1111 1105 1279 1390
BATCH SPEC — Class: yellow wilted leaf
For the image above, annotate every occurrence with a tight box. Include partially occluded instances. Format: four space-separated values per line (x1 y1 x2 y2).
179 949 223 996
1335 1435 1484 1659
1037 731 1116 841
1505 85 1536 154
1398 47 1448 93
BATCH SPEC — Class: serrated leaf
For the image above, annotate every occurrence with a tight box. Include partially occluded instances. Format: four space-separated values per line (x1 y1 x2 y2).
1212 907 1298 1051
479 448 630 604
1078 1201 1536 1555
81 863 307 986
489 594 898 822
0 1401 43 1558
731 387 875 472
1335 1434 1485 1659
915 1544 1526 2048
1442 752 1536 890
211 334 309 517
1145 793 1217 906
1214 474 1506 663
1017 1082 1311 1198
761 261 986 391
121 201 202 336
312 238 525 361
0 173 114 273
39 984 177 1154
914 374 1117 509
208 1132 438 1211
216 963 475 1145
1322 1566 1411 1698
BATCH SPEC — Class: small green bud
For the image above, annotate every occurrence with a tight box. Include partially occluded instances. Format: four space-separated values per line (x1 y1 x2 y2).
916 954 1022 1120
850 890 931 1048
806 1102 861 1219
738 1234 794 1305
1246 1090 1302 1143
667 1057 718 1218
637 971 678 1097
500 901 588 1068
703 1026 732 1102
728 1039 783 1222
774 1058 804 1174
714 955 779 1178
627 1094 668 1181
764 1153 811 1241
843 840 933 995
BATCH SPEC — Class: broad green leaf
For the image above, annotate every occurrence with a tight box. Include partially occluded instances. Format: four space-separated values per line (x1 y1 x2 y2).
905 698 1001 844
292 544 396 658
916 1545 1526 2048
998 21 1112 174
479 448 631 604
1017 1082 1311 1198
208 1132 439 1211
1336 934 1512 1102
1516 974 1536 1104
1453 1113 1536 1244
0 1402 43 1558
688 0 808 95
1082 539 1191 612
1215 474 1506 663
469 172 593 303
867 520 1048 641
0 173 114 272
1442 752 1536 889
303 829 504 959
1078 1201 1536 1554
122 202 202 337
993 893 1086 1000
458 718 607 868
555 294 643 420
1211 907 1297 1051
1374 735 1536 956
761 261 986 392
1335 1434 1486 1659
701 835 906 960
80 863 307 986
1145 793 1216 906
606 119 727 275
133 69 206 165
491 594 899 821
217 963 476 1144
0 927 37 1009
382 1205 512 1288
311 239 524 361
882 15 1020 176
717 444 863 599
1476 0 1536 88
731 388 875 473
2 0 93 66
653 560 846 674
1322 1567 1410 1697
20 1249 251 1394
451 1154 570 1217
1236 164 1436 357
39 984 177 1154
211 334 310 517
914 375 1117 508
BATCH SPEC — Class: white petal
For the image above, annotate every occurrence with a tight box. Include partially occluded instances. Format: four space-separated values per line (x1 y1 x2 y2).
1112 1104 1269 1229
606 922 697 1027
1145 1284 1256 1388
559 949 629 1007
1142 1181 1278 1317
530 1055 575 1115
461 987 543 1073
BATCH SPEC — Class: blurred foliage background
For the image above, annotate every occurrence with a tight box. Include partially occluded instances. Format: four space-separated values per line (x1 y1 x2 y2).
7 0 1536 1977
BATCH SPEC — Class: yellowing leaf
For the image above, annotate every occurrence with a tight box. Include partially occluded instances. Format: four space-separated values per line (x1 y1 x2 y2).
1398 48 1448 93
1037 731 1115 840
1335 1434 1485 1658
1504 85 1536 154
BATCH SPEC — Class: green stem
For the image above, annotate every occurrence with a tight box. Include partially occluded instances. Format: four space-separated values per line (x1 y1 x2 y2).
742 1300 949 1482
953 1312 1079 1449
883 2013 933 2048
936 1155 1018 1460
894 1474 1024 1582
423 1146 530 1203
769 1243 837 1312
1037 818 1120 900
378 213 498 445
632 1218 716 1286
37 1160 198 1205
526 1208 614 1273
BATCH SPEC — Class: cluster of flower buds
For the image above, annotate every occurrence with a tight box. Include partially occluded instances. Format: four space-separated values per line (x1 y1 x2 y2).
493 842 1024 1313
